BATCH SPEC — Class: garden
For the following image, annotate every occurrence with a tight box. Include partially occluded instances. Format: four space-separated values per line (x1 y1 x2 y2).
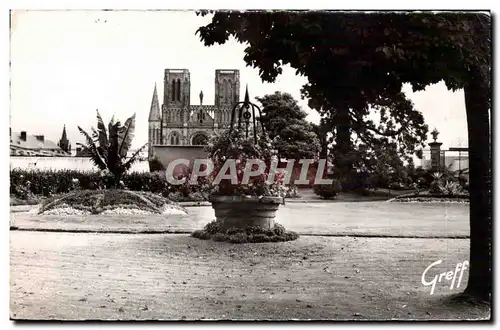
8 85 478 321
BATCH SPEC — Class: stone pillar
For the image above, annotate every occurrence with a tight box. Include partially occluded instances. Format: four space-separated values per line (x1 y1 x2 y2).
429 141 443 171
429 128 442 171
183 123 188 146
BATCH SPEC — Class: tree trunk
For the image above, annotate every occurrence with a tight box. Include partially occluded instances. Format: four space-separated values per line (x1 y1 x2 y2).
463 65 491 302
333 105 353 188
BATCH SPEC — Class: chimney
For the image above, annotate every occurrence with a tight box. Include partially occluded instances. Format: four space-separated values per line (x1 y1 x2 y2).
36 135 45 143
20 131 27 141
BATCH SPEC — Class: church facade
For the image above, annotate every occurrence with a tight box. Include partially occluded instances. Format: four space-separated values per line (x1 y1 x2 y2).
148 69 240 159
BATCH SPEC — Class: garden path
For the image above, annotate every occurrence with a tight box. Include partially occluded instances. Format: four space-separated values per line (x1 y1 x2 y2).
11 202 470 238
10 232 487 320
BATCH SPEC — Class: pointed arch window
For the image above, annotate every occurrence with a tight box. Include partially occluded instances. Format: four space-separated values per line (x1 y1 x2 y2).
171 80 176 102
156 129 161 145
222 79 228 104
176 79 181 102
170 132 180 145
227 79 232 104
198 109 204 123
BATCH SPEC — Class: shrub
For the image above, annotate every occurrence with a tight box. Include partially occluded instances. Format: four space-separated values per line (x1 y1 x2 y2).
273 223 286 236
9 169 205 202
191 221 298 244
212 233 226 242
149 156 165 172
313 179 342 199
252 233 271 243
426 169 468 196
122 172 168 195
283 231 300 241
192 230 211 240
283 185 300 198
228 232 248 243
439 180 464 196
204 220 223 234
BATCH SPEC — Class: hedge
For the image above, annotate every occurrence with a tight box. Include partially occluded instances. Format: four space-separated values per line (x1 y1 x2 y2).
9 169 200 202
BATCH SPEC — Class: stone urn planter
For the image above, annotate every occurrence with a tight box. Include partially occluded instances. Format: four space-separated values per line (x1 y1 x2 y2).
209 195 284 230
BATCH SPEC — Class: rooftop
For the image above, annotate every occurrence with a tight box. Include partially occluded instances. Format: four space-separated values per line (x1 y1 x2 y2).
10 131 69 156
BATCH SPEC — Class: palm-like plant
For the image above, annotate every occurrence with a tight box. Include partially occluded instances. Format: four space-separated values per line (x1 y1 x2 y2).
440 180 464 196
77 110 148 188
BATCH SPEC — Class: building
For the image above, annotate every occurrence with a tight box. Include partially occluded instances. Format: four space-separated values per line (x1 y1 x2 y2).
10 129 69 157
58 125 71 154
148 69 240 163
420 154 469 172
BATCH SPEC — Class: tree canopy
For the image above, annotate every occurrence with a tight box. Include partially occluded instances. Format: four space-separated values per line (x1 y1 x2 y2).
197 11 442 185
196 10 492 302
256 91 321 161
197 11 489 97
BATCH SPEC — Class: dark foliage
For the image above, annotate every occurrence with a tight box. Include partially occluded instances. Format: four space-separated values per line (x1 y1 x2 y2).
10 169 194 202
149 156 165 172
313 179 342 199
192 221 299 244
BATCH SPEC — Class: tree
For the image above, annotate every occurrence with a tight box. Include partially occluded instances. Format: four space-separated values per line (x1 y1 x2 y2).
363 141 409 190
256 91 321 161
196 11 491 301
311 118 330 160
77 110 148 187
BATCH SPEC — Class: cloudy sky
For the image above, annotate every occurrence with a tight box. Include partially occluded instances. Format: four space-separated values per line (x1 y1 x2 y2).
10 10 469 152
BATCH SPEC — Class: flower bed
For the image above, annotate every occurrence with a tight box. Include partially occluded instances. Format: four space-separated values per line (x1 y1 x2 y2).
36 189 187 215
192 221 299 244
389 191 469 203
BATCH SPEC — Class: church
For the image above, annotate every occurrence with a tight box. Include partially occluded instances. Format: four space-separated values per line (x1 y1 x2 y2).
147 69 240 161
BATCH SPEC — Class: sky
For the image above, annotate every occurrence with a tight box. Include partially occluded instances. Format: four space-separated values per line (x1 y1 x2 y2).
10 10 469 151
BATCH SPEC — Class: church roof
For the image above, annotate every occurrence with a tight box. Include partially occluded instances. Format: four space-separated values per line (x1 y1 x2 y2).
61 125 68 141
148 84 161 121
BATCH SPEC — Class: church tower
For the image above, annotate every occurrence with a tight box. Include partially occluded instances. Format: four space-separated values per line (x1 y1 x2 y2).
147 68 242 160
214 70 240 126
163 69 190 124
58 125 71 154
148 83 161 156
163 69 190 145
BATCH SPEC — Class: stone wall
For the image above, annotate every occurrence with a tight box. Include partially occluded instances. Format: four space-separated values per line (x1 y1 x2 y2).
151 145 208 176
10 157 149 173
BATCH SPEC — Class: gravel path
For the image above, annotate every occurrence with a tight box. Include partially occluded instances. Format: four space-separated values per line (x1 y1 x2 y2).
10 231 488 320
11 202 470 238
